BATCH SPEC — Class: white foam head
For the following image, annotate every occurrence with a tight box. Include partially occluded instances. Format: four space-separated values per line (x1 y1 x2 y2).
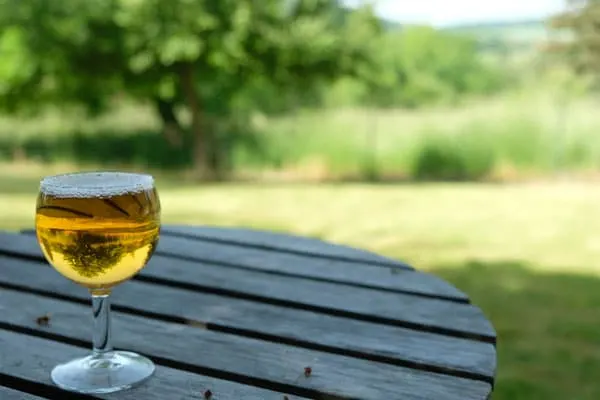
40 172 155 198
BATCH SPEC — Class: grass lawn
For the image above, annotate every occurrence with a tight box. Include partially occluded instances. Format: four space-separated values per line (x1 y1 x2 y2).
1 163 599 400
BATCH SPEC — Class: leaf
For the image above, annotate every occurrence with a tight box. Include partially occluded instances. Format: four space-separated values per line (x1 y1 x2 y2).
0 26 36 91
158 75 177 99
129 51 155 73
158 34 204 65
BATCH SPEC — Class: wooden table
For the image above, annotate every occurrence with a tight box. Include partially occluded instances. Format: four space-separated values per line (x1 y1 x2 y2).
0 225 496 399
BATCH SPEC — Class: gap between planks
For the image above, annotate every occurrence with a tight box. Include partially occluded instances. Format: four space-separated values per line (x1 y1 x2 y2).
21 226 412 271
0 290 493 400
17 229 469 304
0 328 312 400
160 226 413 269
0 280 495 386
0 247 495 344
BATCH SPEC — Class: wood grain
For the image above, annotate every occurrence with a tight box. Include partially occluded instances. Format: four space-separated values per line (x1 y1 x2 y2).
0 288 493 400
156 234 468 302
0 233 496 341
0 328 308 400
161 224 410 268
0 387 48 400
0 254 496 382
20 228 466 301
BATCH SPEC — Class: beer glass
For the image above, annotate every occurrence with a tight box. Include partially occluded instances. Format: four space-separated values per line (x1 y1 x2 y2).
35 172 161 394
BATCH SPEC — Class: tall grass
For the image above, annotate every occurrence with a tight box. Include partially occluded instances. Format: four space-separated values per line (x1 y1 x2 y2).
2 91 600 181
249 91 600 180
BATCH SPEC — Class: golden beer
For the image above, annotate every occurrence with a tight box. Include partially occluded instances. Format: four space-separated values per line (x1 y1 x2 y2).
35 172 160 292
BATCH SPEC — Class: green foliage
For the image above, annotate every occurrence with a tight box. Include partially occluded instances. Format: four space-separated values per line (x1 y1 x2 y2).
0 0 383 177
0 0 378 109
388 27 505 105
0 1 504 116
243 93 600 180
0 27 38 109
5 92 600 181
0 129 190 168
550 1 600 83
0 0 129 113
0 1 513 181
323 26 507 108
411 133 495 181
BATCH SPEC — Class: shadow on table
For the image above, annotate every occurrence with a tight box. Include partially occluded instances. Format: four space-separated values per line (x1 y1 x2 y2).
426 260 600 400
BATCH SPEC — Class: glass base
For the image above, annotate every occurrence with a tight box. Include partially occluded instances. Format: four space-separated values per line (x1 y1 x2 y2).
51 351 155 394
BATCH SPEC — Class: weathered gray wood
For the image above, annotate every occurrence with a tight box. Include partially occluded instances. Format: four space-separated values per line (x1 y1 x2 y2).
0 387 47 400
22 224 408 269
0 288 493 400
156 234 468 302
20 228 466 301
161 224 411 268
0 329 308 400
0 233 495 340
0 254 496 382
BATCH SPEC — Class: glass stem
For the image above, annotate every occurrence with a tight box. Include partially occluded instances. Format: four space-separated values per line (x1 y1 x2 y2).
91 293 113 356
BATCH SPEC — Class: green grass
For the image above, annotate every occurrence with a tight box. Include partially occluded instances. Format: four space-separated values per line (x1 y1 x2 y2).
253 92 600 180
2 163 600 400
3 91 600 181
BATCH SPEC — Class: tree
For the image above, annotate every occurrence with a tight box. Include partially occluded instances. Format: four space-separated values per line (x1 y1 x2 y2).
361 26 504 108
0 0 381 179
549 0 600 75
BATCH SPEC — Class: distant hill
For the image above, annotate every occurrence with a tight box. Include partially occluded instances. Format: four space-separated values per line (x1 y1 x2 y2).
380 18 402 31
443 20 551 46
380 18 565 56
370 7 556 44
377 17 568 63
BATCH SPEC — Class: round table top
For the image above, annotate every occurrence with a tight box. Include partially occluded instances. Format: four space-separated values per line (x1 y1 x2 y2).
0 224 496 400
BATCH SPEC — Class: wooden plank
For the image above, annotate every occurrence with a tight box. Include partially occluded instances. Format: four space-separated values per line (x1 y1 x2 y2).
0 288 493 400
0 233 495 340
156 234 468 302
20 229 466 302
0 329 308 400
0 254 496 382
0 387 47 400
21 225 408 269
161 224 412 268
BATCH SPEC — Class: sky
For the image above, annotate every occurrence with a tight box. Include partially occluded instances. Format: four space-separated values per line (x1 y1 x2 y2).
342 0 568 27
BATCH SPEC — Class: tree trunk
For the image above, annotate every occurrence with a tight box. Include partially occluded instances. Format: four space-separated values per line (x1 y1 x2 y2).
154 97 183 148
178 62 211 180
